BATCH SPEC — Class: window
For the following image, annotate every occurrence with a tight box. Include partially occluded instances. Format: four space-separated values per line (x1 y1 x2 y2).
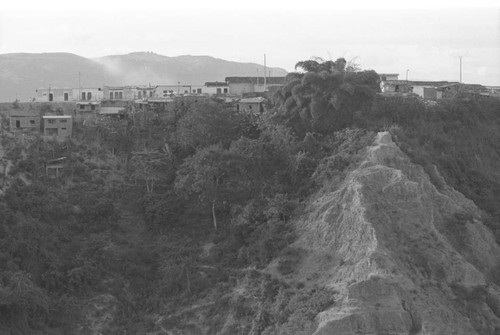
91 105 96 111
197 88 202 93
49 93 53 101
138 91 142 99
64 93 69 101
61 128 66 131
223 88 228 93
30 119 36 125
16 120 20 128
118 92 123 99
216 88 222 94
149 91 153 97
110 92 113 99
114 92 119 99
79 105 85 110
82 92 86 100
60 119 68 123
47 119 56 124
87 92 92 100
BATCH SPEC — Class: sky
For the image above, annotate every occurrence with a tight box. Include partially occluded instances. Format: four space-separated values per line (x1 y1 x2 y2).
1 0 499 85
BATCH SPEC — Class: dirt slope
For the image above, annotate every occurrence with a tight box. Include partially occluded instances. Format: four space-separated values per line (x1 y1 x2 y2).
293 132 500 334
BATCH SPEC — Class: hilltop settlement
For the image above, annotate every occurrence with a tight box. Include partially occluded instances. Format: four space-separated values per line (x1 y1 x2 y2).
9 72 500 142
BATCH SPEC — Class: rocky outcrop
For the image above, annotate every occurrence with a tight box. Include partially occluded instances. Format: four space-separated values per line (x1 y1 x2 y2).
294 132 500 334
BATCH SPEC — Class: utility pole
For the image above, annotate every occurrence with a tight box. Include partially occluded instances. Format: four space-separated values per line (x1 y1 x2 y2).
264 54 267 91
79 71 81 100
459 56 462 83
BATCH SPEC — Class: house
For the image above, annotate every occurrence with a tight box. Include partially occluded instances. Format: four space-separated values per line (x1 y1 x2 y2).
35 88 73 102
379 73 399 81
154 84 194 97
35 87 103 102
204 82 229 95
99 107 127 120
75 101 100 122
438 83 487 99
485 86 500 96
237 97 266 114
103 86 135 101
132 86 156 100
9 110 41 133
225 77 286 96
43 115 73 140
73 88 103 102
76 101 100 113
380 80 414 94
45 157 66 178
381 80 460 99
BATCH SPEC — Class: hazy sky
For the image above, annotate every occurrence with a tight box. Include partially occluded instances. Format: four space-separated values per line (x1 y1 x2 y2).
1 0 499 85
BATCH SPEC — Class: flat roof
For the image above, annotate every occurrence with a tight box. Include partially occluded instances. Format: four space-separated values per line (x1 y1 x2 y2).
76 101 101 105
43 115 72 119
240 97 266 103
100 107 125 114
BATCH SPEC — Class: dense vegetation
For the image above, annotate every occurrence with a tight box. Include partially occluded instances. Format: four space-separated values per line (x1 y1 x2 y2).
1 57 500 334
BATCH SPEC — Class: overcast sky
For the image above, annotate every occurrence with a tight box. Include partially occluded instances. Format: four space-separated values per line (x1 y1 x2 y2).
1 0 499 85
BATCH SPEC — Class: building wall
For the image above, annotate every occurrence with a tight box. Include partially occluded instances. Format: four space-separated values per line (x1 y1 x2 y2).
155 85 193 97
412 86 438 99
238 102 263 114
9 116 41 132
43 117 73 140
72 88 103 101
103 87 135 101
35 88 73 102
229 83 254 96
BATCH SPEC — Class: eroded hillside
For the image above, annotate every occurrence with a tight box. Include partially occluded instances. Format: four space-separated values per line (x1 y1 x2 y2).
291 132 500 334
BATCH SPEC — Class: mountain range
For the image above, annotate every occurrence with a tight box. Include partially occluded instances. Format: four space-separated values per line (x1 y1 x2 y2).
0 52 288 102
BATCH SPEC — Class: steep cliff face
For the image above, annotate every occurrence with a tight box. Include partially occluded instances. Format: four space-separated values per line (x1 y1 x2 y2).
294 132 500 335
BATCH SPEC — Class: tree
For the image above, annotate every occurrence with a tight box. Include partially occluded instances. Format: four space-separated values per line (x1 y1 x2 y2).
272 57 379 137
172 99 244 152
130 149 174 193
174 144 251 231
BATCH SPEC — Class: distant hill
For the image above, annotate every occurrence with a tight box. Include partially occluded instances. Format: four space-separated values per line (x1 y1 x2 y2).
0 52 288 102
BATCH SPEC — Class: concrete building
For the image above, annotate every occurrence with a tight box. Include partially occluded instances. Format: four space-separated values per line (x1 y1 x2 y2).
237 97 265 114
204 82 229 95
73 88 103 102
43 115 72 140
132 86 156 100
225 77 285 96
155 84 194 97
99 107 126 120
103 86 134 101
75 101 100 122
35 88 73 102
379 73 399 81
9 110 41 132
35 87 103 102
